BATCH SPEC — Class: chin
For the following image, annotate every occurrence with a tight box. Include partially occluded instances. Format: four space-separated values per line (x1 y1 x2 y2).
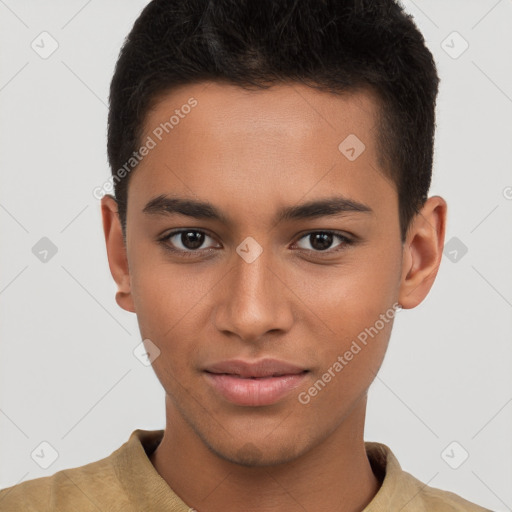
205 435 308 468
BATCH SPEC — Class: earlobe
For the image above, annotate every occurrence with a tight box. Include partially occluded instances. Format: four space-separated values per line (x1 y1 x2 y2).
101 194 136 313
398 196 447 309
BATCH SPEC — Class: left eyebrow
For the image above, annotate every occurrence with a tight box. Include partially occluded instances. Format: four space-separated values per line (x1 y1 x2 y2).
142 194 373 224
275 196 373 223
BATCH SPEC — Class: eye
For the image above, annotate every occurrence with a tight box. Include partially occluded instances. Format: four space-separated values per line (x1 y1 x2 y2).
158 229 354 258
294 231 352 253
159 229 219 254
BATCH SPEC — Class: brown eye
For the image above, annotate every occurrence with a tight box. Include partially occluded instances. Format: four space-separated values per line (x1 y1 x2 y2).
161 230 218 253
295 231 352 253
179 231 205 250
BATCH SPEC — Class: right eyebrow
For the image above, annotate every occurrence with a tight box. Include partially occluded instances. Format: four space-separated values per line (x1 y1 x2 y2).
142 195 230 223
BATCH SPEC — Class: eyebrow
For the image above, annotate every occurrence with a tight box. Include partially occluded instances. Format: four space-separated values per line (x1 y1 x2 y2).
142 194 373 224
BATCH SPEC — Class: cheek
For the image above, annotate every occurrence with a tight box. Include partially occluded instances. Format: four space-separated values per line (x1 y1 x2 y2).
298 247 400 385
130 268 173 339
299 250 400 333
301 314 394 416
128 256 210 375
129 252 204 336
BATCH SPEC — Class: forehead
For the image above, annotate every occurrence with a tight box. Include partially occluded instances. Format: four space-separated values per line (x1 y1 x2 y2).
144 81 381 154
128 81 395 225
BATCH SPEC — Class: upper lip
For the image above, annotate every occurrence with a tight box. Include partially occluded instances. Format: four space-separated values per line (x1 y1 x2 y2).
204 358 308 378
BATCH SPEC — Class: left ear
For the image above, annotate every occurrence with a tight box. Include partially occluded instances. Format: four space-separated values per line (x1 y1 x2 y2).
398 196 447 309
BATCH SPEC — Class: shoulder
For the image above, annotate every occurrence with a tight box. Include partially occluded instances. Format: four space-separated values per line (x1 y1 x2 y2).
0 473 53 511
400 469 494 511
364 442 493 512
0 438 134 512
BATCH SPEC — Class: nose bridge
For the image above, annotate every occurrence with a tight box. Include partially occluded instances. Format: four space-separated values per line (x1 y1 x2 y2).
214 240 292 340
233 244 271 301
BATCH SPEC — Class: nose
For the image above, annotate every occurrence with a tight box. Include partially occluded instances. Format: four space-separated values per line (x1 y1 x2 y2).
213 245 294 343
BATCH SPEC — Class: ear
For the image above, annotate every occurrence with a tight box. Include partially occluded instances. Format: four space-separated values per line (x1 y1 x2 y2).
101 194 136 313
398 196 447 309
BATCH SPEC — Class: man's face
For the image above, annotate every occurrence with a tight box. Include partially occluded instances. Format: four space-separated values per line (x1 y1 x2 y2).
121 82 404 464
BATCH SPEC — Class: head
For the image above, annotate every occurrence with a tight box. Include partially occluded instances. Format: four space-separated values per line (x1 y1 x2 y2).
101 0 446 466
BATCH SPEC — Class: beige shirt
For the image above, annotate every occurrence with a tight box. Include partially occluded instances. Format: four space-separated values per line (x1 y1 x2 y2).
0 429 492 511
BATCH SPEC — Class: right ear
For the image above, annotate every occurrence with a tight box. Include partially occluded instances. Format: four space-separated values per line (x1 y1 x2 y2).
101 194 136 313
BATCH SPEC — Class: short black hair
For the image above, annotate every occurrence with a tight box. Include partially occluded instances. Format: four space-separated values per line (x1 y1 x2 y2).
107 0 440 242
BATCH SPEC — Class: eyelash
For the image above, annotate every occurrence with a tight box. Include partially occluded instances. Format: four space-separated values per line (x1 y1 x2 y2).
157 229 354 258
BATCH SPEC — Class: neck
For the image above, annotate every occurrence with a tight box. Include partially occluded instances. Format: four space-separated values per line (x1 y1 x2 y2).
150 396 381 512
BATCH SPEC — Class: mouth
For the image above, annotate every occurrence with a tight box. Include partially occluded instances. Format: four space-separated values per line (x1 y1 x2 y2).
203 358 309 406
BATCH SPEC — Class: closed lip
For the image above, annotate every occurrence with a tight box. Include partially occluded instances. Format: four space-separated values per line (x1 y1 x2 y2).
203 358 308 378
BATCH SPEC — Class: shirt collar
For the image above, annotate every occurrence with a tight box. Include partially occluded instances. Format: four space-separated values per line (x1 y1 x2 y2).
112 429 426 511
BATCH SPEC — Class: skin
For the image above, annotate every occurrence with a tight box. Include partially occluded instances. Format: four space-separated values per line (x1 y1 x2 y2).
101 81 446 512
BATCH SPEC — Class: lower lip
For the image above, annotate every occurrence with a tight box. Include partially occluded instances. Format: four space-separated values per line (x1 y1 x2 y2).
204 372 308 406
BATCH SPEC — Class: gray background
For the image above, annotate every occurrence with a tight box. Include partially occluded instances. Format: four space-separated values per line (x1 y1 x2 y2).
0 1 511 510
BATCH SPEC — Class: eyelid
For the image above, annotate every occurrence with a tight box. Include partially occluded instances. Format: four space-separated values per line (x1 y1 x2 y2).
159 228 221 252
292 230 353 252
159 228 354 257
